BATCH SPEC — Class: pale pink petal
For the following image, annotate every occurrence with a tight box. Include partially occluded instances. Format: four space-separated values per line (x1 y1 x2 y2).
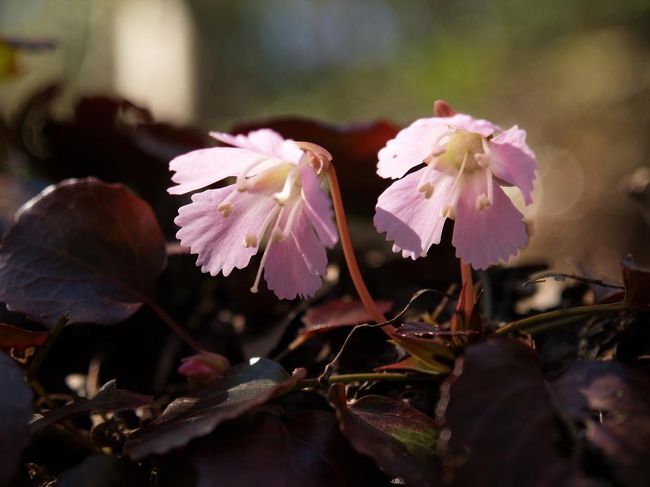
264 209 327 300
175 187 276 276
374 167 454 259
168 147 265 195
452 174 528 270
210 129 303 163
488 126 537 205
444 113 501 137
377 118 451 179
300 165 338 248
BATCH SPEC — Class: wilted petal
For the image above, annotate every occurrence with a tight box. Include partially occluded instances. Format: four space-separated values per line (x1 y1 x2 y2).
264 209 327 300
175 187 276 276
168 147 266 195
377 118 450 179
300 165 338 248
488 126 537 205
374 168 453 259
452 174 528 270
178 351 230 384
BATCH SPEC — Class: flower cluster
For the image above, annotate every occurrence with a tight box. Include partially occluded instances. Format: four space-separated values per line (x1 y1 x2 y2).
169 106 537 299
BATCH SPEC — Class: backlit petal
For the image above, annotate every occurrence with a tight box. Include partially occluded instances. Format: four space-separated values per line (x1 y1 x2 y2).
175 186 276 276
374 167 453 259
168 147 266 195
488 126 537 205
300 165 338 248
264 209 327 300
452 174 528 269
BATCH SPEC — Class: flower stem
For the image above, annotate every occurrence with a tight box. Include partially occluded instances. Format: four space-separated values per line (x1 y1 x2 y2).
297 372 412 388
453 261 476 332
143 297 205 353
26 314 69 379
325 164 393 333
494 302 628 335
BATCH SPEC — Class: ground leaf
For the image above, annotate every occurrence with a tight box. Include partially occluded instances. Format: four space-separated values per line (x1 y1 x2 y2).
192 404 386 487
57 455 147 487
0 323 47 351
0 352 33 486
329 384 438 486
0 178 166 327
551 361 650 487
124 358 301 459
31 380 153 433
435 339 600 487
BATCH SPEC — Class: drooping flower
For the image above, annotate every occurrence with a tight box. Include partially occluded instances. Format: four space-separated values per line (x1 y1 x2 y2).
373 111 537 270
169 129 338 299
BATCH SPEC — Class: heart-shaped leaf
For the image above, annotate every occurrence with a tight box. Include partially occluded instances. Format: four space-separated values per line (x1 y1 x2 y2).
31 380 153 433
124 358 301 459
329 384 438 487
192 404 386 487
0 178 166 327
0 352 33 486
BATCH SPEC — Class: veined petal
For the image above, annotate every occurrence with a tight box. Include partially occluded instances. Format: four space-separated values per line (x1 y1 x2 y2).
175 186 277 276
300 165 338 248
488 126 537 205
374 167 453 259
168 147 268 195
210 128 303 163
264 210 327 300
452 173 528 270
377 118 451 179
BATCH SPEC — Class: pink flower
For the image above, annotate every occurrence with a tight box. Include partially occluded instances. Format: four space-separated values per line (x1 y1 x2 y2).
373 113 537 269
169 129 338 299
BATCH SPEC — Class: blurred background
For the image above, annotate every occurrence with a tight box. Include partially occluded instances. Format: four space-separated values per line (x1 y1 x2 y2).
1 0 650 280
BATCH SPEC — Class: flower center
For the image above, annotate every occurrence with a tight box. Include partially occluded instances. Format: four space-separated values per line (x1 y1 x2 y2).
435 130 484 174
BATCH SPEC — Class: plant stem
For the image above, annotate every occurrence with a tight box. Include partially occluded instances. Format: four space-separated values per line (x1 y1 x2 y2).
325 164 393 334
143 297 204 353
453 261 475 332
495 302 628 335
26 314 69 379
298 372 412 388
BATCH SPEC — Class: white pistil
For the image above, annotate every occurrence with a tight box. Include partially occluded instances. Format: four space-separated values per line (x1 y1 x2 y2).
476 168 494 211
250 207 285 294
439 152 469 219
417 163 436 199
273 200 302 242
273 165 300 205
217 188 240 217
236 156 274 192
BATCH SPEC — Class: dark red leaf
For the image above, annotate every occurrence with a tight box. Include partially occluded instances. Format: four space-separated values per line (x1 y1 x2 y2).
329 384 439 487
0 323 47 350
551 361 650 487
123 358 301 459
436 340 600 487
622 255 650 310
0 178 166 327
290 297 392 349
192 404 386 487
0 352 33 486
31 380 153 433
